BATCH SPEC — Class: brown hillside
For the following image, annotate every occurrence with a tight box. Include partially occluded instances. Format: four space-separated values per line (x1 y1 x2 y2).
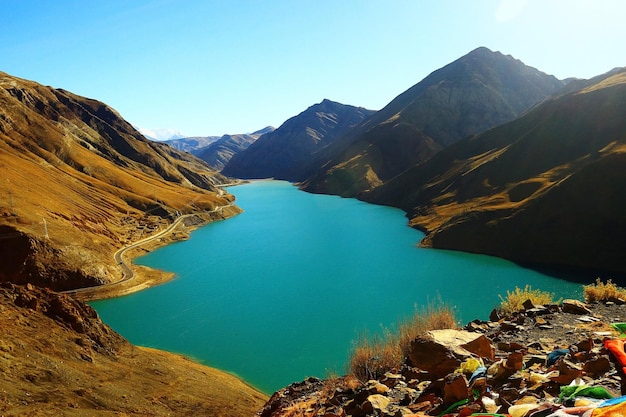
0 283 267 416
0 72 239 292
365 68 626 280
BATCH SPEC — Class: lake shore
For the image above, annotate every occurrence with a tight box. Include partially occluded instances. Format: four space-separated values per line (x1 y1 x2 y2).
90 180 584 394
66 203 242 301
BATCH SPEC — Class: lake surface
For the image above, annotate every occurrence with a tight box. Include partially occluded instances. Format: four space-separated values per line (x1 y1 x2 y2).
91 180 581 394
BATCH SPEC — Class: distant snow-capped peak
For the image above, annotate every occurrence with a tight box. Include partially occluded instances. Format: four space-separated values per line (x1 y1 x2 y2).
136 126 186 141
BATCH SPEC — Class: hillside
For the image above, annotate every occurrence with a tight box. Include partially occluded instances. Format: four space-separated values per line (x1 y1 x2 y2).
365 68 626 280
0 71 239 292
300 47 565 197
0 283 266 416
221 99 374 181
195 127 274 171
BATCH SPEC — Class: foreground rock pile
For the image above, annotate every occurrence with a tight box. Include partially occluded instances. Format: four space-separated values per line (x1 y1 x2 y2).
257 300 626 417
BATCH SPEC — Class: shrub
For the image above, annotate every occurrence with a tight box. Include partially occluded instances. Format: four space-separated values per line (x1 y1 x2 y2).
498 285 555 315
584 278 626 303
348 331 402 381
348 302 457 381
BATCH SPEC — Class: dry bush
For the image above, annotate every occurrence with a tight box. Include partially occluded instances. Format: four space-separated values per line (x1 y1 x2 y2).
348 331 402 381
348 302 457 381
397 303 458 358
584 278 626 303
498 285 555 315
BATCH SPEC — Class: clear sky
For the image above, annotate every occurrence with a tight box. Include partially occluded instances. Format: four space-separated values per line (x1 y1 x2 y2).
2 0 625 137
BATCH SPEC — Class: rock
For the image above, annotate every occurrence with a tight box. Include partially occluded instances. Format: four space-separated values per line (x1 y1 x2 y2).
363 394 390 413
576 338 594 352
583 356 611 377
489 308 502 322
407 330 494 379
366 380 390 394
256 302 626 417
562 299 592 315
442 373 469 405
576 315 600 323
526 307 550 316
496 341 526 352
549 359 582 384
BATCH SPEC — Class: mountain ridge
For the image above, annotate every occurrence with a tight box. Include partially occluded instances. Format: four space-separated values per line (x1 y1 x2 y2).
300 47 565 197
194 126 275 170
364 67 626 280
221 99 375 180
0 71 239 292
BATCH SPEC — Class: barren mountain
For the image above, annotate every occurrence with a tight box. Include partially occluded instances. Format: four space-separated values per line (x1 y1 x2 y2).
365 68 626 281
0 71 239 292
222 99 374 181
195 127 274 171
301 47 565 197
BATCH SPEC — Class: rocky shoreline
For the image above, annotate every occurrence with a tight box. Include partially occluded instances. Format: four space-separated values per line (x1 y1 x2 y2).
257 299 626 417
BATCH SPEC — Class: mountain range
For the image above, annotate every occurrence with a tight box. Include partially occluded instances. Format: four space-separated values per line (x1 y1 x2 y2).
299 47 566 196
2 45 626 414
164 135 222 152
221 99 374 180
193 126 274 171
364 68 626 279
216 47 625 280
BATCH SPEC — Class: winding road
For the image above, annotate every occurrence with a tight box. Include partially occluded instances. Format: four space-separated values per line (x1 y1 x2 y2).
62 202 233 298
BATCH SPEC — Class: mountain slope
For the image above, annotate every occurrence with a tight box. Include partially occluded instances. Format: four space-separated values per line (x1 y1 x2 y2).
195 127 274 171
301 47 565 197
365 68 626 279
0 71 238 291
221 99 374 180
0 283 266 416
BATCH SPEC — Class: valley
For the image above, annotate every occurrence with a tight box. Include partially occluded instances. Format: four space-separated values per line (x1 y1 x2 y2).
1 43 626 416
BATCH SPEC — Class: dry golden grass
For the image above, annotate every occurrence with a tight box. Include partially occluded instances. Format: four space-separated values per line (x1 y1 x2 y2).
0 72 237 292
498 285 555 315
584 278 626 303
348 302 457 381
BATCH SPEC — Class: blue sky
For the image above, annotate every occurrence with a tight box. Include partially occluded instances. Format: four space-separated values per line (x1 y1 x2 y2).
2 0 625 137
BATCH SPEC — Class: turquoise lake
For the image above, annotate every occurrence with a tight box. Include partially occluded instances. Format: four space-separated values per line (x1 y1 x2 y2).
91 180 581 394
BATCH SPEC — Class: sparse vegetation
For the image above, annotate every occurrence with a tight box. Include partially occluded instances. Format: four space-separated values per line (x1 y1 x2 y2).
498 285 555 315
584 278 626 303
348 302 457 381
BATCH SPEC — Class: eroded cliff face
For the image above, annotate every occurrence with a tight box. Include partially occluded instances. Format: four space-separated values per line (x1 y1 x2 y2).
0 71 239 291
0 283 267 415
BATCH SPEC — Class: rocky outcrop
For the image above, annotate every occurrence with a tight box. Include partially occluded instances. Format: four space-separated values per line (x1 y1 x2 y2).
257 300 626 417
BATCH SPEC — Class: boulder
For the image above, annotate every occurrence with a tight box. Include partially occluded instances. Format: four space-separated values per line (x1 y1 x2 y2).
407 330 494 380
362 394 391 414
562 299 592 315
